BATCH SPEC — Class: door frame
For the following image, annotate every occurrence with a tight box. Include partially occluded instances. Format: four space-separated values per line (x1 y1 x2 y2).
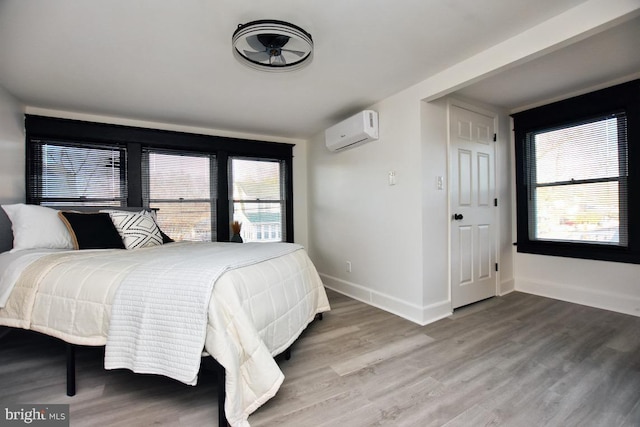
447 98 501 310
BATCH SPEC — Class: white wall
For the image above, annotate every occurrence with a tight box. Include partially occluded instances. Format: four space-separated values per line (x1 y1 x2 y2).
0 86 24 204
514 254 640 317
306 0 640 323
308 85 429 322
419 99 449 312
497 111 515 294
307 82 514 324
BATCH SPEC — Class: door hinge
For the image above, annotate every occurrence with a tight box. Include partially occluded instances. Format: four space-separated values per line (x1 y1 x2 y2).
495 263 499 272
493 133 497 142
494 198 498 207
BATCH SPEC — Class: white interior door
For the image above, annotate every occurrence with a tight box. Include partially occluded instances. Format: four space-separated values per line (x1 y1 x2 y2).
450 105 497 309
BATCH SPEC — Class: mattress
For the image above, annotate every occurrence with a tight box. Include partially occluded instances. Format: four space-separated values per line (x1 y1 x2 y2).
0 242 330 427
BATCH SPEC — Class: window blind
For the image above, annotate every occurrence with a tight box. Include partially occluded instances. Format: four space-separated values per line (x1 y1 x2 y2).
142 149 217 241
526 112 628 246
27 140 127 207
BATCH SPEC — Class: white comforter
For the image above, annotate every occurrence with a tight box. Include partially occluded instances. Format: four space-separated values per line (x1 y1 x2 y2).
105 242 306 386
0 242 330 427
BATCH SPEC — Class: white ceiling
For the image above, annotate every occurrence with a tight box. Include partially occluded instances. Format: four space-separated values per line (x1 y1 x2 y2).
0 0 638 140
456 14 640 112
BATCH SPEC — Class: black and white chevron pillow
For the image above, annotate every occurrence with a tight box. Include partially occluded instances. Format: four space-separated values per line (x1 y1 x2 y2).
108 212 163 249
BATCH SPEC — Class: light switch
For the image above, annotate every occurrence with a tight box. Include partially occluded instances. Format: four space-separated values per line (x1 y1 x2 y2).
388 171 397 186
436 176 444 190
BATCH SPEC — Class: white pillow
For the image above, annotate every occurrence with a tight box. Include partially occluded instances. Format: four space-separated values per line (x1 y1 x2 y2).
1 204 74 252
107 211 163 249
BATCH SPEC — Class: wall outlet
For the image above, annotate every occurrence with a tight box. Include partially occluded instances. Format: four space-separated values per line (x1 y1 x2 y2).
346 261 352 273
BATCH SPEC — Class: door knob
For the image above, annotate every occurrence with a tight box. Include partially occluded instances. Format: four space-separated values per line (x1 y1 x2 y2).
453 213 464 221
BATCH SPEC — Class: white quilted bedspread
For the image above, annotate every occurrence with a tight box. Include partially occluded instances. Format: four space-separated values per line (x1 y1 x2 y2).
105 242 303 385
0 242 330 427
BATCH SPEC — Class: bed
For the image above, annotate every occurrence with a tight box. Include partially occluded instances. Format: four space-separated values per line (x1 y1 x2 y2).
0 204 330 427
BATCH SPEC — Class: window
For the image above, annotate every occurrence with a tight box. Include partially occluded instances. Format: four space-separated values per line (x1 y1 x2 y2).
527 113 627 245
143 150 217 241
513 79 640 263
27 140 127 207
25 115 294 243
229 157 286 242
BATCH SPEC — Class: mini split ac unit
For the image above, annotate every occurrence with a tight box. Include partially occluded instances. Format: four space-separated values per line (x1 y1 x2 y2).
325 110 379 152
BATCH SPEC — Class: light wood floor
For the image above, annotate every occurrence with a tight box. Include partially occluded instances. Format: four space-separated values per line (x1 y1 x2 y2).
1 290 639 426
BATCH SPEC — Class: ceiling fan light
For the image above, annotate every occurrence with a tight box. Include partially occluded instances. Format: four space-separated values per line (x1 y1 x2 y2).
232 20 313 72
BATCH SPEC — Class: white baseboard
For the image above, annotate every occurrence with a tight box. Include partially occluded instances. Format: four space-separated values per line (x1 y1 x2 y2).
516 277 640 317
499 278 515 295
320 273 452 326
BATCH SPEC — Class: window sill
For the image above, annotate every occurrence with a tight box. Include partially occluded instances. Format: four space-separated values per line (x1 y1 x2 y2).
516 241 640 265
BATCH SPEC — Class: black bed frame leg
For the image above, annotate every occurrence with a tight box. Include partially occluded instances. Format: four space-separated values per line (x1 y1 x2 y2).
216 365 228 427
66 344 76 396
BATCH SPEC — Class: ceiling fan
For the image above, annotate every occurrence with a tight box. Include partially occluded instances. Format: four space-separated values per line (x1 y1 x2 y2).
232 20 313 72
